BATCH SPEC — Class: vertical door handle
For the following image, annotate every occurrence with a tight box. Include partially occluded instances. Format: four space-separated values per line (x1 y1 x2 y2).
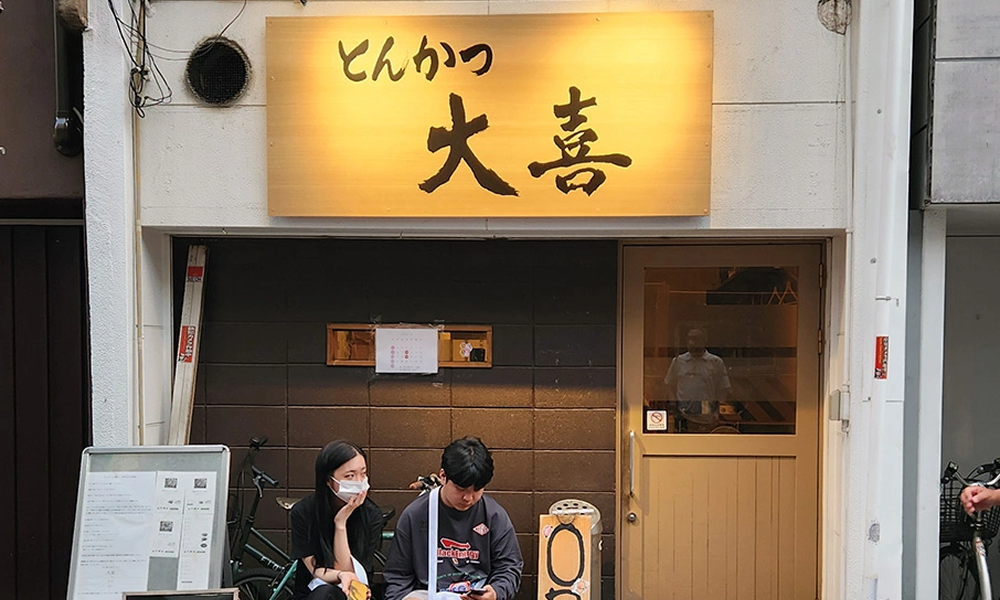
629 430 636 497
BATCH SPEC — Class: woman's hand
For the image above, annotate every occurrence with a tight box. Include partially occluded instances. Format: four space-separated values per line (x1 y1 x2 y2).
336 570 373 599
961 485 1000 515
333 489 367 529
338 569 359 592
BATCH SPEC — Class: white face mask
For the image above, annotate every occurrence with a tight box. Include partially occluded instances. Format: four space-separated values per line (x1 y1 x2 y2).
332 477 369 502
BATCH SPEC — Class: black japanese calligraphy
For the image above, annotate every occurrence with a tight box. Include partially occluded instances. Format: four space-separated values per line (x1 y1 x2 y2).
413 36 440 80
458 43 492 76
419 93 518 196
338 36 494 82
372 37 405 82
338 39 369 82
528 86 632 195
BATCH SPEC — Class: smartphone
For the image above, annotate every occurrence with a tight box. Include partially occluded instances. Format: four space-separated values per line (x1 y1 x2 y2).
467 589 487 597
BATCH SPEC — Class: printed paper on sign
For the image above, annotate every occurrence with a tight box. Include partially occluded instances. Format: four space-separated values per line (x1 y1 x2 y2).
375 327 439 374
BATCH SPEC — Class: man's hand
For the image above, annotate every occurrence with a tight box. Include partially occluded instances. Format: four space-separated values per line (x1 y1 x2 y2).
961 485 1000 515
461 584 497 600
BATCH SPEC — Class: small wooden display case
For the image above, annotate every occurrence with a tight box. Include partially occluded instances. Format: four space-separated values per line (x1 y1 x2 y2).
326 324 492 368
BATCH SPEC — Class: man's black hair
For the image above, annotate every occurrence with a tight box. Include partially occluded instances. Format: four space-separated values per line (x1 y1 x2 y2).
441 436 494 490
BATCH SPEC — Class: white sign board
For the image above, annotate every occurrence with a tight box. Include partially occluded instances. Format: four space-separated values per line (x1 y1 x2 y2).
375 327 439 374
68 447 229 600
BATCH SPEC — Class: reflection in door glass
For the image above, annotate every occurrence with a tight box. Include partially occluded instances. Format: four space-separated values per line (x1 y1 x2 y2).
643 266 798 434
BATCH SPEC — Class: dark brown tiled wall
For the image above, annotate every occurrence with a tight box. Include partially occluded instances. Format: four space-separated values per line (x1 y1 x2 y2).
181 239 617 600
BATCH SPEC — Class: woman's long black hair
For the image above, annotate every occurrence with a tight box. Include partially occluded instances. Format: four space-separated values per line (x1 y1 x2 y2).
313 440 376 570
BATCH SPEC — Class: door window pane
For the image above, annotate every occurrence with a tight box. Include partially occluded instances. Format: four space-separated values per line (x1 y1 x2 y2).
642 266 798 434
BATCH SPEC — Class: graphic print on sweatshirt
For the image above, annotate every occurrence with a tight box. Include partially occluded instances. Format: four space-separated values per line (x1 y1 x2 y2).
439 537 482 565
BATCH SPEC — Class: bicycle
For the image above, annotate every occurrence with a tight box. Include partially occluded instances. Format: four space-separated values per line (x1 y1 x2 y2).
939 459 1000 600
229 437 296 600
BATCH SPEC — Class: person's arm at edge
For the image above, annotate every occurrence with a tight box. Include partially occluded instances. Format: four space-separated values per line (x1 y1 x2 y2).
382 508 418 600
961 485 1000 514
334 492 368 571
484 505 523 600
715 356 732 403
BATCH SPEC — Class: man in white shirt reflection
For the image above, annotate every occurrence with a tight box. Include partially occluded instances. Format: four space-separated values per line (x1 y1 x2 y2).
664 328 732 432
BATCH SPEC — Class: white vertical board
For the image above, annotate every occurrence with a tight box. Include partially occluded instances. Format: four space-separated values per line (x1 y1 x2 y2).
167 245 207 446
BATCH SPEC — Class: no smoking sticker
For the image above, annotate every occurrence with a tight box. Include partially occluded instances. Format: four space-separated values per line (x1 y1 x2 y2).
646 409 667 431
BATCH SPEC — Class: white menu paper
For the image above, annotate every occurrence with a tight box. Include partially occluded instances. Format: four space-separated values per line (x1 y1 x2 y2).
74 471 156 600
176 472 218 590
375 327 439 374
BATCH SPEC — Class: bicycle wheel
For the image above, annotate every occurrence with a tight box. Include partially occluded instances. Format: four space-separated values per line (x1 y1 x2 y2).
940 544 980 600
234 567 295 600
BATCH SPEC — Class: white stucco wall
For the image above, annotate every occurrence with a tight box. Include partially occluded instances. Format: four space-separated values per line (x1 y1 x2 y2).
84 0 137 446
135 0 848 233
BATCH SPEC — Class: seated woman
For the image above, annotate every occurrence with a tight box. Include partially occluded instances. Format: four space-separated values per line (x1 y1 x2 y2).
290 440 384 600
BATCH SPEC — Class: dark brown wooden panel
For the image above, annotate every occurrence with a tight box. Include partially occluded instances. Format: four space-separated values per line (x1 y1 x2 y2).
46 226 86 595
13 227 51 599
0 227 17 598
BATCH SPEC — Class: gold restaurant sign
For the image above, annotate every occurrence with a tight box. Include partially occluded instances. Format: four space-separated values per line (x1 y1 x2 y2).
266 12 713 217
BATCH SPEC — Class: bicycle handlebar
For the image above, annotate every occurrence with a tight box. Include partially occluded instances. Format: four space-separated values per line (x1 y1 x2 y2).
943 459 1000 490
252 465 279 488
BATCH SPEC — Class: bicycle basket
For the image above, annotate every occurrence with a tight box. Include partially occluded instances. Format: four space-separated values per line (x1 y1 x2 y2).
940 479 1000 543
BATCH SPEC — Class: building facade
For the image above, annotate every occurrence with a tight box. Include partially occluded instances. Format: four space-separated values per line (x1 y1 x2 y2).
83 0 920 598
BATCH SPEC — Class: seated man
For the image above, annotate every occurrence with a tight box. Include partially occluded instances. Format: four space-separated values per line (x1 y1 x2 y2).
383 437 523 600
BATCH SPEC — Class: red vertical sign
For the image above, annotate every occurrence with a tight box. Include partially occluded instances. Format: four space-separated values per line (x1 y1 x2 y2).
178 325 197 363
874 336 888 379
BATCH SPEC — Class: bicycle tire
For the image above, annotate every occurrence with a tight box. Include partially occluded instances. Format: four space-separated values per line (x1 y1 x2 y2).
234 567 295 600
940 544 980 600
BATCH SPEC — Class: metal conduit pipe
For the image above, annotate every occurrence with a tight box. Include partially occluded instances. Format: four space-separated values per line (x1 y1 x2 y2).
53 0 83 156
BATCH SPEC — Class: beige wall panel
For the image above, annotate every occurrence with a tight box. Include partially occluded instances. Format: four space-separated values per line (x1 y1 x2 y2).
777 458 796 600
641 456 797 600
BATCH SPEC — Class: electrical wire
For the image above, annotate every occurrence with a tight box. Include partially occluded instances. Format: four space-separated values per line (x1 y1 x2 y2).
145 0 248 63
105 0 249 116
106 0 171 116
